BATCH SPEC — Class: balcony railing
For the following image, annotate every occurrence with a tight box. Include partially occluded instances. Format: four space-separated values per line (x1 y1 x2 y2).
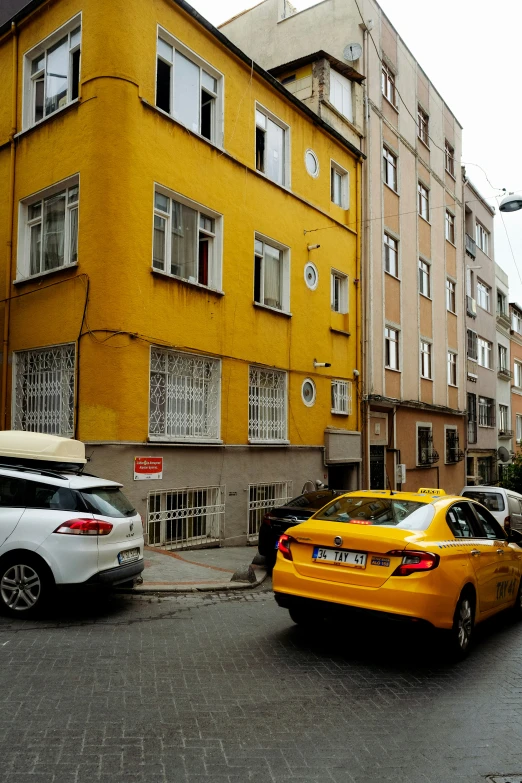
497 310 511 329
498 367 513 380
419 448 439 465
498 429 514 439
465 234 476 257
447 448 465 464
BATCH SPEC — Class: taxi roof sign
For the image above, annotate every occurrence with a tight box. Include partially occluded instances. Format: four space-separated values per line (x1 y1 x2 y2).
418 487 446 495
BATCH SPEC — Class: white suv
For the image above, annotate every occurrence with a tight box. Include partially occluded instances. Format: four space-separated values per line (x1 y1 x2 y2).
0 432 144 618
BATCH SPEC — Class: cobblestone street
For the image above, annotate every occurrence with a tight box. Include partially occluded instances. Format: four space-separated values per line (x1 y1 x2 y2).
2 585 522 783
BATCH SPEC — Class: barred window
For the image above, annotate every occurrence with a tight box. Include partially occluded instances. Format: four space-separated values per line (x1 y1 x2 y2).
147 485 225 549
14 344 75 437
247 481 292 541
249 367 287 442
149 348 221 441
467 329 478 360
331 380 352 415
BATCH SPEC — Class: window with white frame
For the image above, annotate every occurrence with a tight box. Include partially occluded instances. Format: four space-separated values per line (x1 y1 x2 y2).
514 361 522 387
512 309 522 334
255 106 289 187
254 235 289 312
478 337 492 369
331 380 352 415
498 344 508 372
18 178 79 279
499 404 509 433
445 211 455 243
331 270 349 314
447 352 457 386
446 279 456 313
13 343 75 437
420 341 432 379
476 221 489 254
418 182 429 220
517 414 522 443
477 280 490 311
385 327 399 370
381 63 396 106
384 233 398 277
382 147 397 190
24 17 81 129
149 348 221 441
467 329 478 360
417 105 429 145
156 31 222 144
419 259 430 297
331 162 349 208
248 366 287 442
153 189 221 290
329 70 353 121
445 139 455 177
497 290 508 316
478 396 495 427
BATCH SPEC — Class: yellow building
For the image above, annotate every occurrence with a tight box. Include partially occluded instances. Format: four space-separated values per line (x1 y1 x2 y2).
0 0 363 547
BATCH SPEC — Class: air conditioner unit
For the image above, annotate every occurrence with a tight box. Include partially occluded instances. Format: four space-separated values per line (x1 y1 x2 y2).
466 296 477 316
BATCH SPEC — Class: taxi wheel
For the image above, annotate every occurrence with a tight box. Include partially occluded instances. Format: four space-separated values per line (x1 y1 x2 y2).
289 603 322 628
447 592 475 660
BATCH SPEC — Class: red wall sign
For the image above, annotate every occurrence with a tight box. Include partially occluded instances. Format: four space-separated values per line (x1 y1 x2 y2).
134 456 163 480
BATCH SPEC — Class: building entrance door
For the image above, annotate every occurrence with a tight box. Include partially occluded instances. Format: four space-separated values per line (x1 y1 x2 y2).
370 446 385 489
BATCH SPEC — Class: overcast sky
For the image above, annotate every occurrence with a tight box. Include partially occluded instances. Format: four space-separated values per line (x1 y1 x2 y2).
189 0 522 303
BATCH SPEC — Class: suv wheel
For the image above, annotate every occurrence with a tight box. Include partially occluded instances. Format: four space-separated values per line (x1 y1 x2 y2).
0 556 52 618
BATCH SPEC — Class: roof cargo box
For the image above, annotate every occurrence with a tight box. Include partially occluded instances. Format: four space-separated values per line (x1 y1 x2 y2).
0 431 86 464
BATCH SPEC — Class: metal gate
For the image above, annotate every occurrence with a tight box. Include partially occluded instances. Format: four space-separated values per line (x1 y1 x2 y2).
247 481 293 543
147 485 225 549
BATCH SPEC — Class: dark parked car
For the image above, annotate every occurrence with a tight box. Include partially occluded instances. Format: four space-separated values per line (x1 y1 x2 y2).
258 489 345 569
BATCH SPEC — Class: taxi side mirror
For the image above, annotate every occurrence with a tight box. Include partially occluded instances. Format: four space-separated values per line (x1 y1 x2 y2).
508 528 522 545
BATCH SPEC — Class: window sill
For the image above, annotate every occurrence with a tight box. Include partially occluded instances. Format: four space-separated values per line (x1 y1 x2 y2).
420 375 433 382
253 302 292 317
448 383 458 388
447 308 457 316
14 262 78 285
151 267 224 296
16 99 80 139
382 95 399 113
445 238 457 249
385 367 401 373
248 440 290 446
445 168 456 181
148 436 224 444
418 214 431 225
417 136 430 151
330 327 351 337
478 425 495 429
419 292 431 301
331 409 349 416
385 270 400 281
383 182 399 196
255 166 290 191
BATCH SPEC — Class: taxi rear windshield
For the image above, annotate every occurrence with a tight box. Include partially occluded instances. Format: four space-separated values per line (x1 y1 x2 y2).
461 490 504 512
314 497 434 530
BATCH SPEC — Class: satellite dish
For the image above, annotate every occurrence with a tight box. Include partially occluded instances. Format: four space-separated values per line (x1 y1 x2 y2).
498 446 511 463
343 43 362 62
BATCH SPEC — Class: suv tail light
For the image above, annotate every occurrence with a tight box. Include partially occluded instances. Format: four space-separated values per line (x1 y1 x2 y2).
54 519 113 536
388 550 439 576
278 534 294 561
262 512 271 527
504 515 511 531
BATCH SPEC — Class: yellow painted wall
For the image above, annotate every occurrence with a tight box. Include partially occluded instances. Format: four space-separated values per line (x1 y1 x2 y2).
0 0 361 445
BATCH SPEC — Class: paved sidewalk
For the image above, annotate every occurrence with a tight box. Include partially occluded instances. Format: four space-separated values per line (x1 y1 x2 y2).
126 545 267 593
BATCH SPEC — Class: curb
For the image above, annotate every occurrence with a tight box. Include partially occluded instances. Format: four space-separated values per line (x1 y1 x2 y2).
116 565 268 594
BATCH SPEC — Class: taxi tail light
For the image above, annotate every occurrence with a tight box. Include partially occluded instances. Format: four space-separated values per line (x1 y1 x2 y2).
388 550 439 576
278 534 294 561
53 519 113 536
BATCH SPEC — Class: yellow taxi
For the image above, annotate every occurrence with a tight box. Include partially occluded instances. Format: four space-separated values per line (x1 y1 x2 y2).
273 488 522 657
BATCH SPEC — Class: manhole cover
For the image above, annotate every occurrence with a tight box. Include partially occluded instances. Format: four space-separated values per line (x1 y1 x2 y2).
487 777 522 783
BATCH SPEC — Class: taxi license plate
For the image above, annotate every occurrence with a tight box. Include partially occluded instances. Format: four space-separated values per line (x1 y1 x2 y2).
312 547 367 569
118 547 140 565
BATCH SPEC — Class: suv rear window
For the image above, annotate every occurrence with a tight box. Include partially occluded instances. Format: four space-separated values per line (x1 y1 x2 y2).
314 496 434 530
81 487 136 518
461 490 505 512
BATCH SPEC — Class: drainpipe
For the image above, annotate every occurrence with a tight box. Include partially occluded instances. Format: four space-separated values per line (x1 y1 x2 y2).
1 22 18 430
360 23 371 488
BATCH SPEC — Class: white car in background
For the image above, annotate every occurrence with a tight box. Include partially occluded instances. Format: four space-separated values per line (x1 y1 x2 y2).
460 485 522 531
0 431 144 618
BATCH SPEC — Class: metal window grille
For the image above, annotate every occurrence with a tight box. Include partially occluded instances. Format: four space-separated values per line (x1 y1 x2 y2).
418 428 439 465
147 485 225 549
467 393 477 444
445 429 464 463
248 367 287 441
247 481 293 542
467 330 478 360
14 344 75 437
331 380 352 415
149 348 220 440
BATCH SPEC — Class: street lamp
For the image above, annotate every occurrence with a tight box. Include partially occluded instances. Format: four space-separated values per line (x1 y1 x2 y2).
499 192 522 213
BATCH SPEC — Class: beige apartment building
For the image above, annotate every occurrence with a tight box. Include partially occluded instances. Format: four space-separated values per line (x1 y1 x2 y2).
222 0 466 493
